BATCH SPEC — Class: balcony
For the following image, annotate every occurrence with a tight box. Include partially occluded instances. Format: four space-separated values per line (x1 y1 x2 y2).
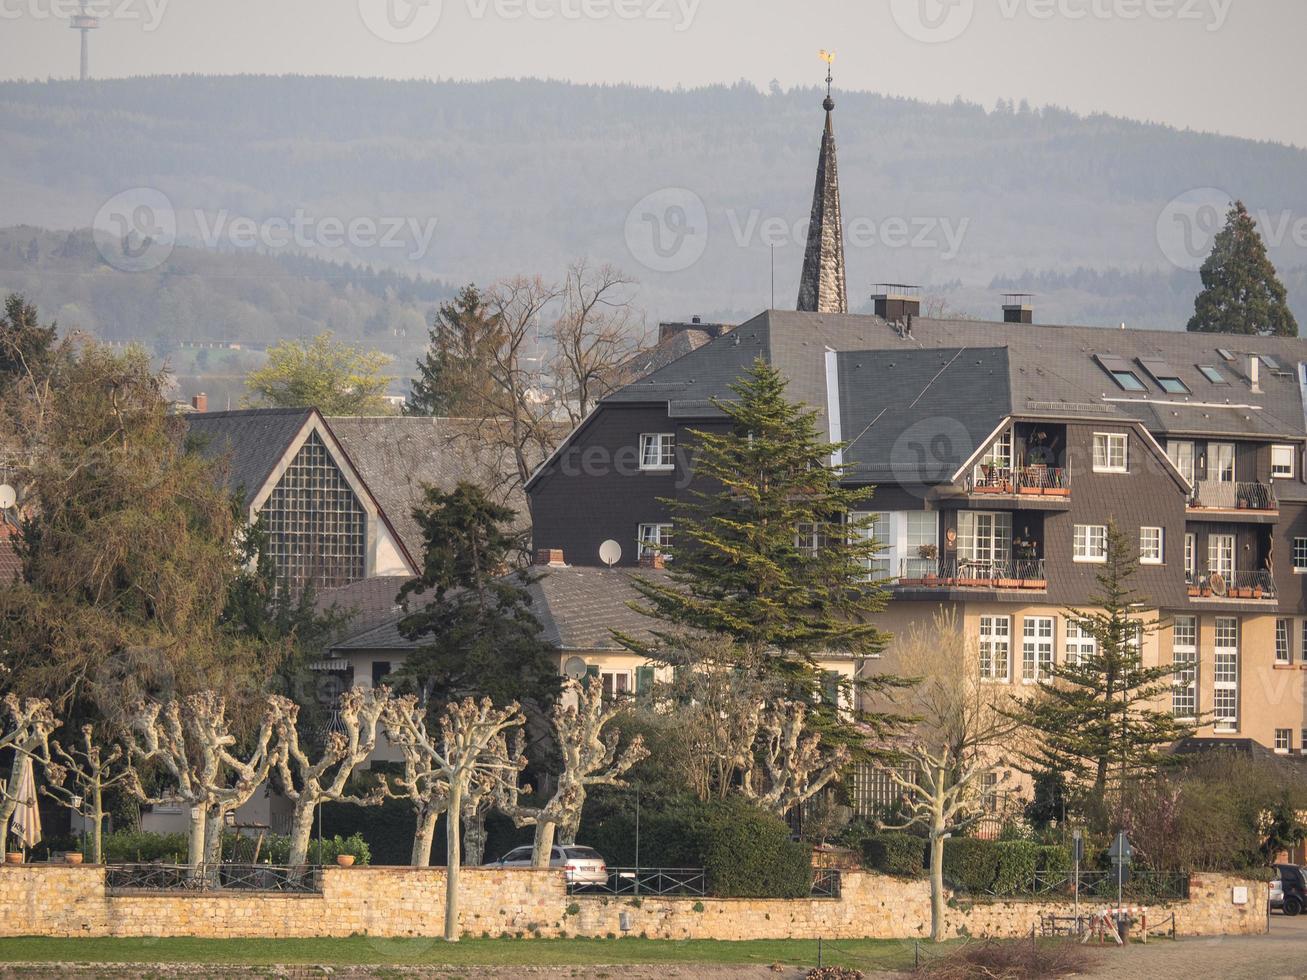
896 558 1047 592
1186 569 1277 601
969 466 1070 497
1187 481 1277 521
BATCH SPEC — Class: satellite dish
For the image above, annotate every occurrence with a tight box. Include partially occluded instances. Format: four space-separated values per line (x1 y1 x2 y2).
598 539 622 567
0 485 14 511
563 656 589 681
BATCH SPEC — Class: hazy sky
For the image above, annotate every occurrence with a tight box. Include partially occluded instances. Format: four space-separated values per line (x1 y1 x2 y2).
3 0 1304 147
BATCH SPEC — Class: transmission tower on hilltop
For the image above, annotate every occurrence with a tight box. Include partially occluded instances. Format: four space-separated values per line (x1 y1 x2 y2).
70 2 100 82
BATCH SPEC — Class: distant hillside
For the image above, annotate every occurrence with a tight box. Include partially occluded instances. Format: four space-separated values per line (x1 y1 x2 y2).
2 75 1306 330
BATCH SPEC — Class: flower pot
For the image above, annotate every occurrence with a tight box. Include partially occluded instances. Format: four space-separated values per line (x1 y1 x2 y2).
1023 580 1048 590
923 576 940 587
5 853 23 865
1254 588 1265 599
64 852 84 865
1045 488 1070 497
1019 486 1042 496
998 579 1022 590
1188 587 1201 597
335 854 356 868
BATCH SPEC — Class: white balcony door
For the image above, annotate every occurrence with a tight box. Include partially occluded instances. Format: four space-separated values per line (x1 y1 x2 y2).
1209 442 1236 483
1207 534 1235 579
958 511 1012 568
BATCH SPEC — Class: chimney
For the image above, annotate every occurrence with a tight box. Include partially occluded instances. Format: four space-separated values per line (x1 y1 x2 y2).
638 552 666 570
1250 355 1262 393
872 284 921 322
191 393 208 412
1002 294 1033 324
535 548 567 567
691 315 702 324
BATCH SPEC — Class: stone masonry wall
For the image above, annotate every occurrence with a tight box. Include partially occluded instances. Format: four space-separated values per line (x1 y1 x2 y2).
0 866 1266 941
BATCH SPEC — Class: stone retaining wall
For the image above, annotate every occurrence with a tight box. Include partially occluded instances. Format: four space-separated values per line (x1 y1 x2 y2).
0 866 1266 941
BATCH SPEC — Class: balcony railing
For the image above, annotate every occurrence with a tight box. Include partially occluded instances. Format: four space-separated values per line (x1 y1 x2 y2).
897 558 1047 590
106 863 322 894
969 466 1070 497
1186 569 1277 600
1189 481 1276 512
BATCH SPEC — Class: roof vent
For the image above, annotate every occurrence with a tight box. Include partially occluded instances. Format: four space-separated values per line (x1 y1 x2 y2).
871 284 921 321
1002 294 1033 324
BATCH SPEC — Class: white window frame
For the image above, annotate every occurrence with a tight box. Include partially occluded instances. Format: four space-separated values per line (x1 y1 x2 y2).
1139 527 1164 565
1272 445 1296 480
958 511 1012 567
979 616 1011 683
1276 729 1292 754
1277 619 1293 665
1167 440 1196 486
637 522 672 558
638 432 676 471
1184 533 1197 582
1295 538 1307 574
974 428 1014 485
1073 524 1108 563
1092 432 1128 473
1213 616 1239 732
1208 534 1235 580
1209 442 1236 483
1065 621 1097 667
855 511 939 581
600 669 633 700
1021 616 1055 684
1171 615 1197 720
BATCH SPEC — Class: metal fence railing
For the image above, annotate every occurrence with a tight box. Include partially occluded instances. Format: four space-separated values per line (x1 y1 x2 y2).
1187 568 1277 600
992 869 1190 903
1190 480 1276 511
811 868 842 899
568 867 706 896
106 863 322 894
897 558 1047 590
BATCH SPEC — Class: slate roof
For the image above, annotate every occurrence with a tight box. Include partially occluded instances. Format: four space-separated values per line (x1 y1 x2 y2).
185 408 312 500
601 310 1307 484
329 565 669 655
316 575 413 636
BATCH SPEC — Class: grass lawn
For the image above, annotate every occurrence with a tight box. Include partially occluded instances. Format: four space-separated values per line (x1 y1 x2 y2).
0 936 927 969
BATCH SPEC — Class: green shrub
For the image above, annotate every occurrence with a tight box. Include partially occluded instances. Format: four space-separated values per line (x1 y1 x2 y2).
223 831 371 866
942 838 1000 894
991 841 1040 896
102 830 190 864
1036 844 1073 881
862 833 926 878
689 797 811 899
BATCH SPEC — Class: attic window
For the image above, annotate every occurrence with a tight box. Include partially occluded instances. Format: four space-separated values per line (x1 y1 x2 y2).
1138 358 1190 395
1198 365 1228 384
1260 354 1283 371
1093 354 1145 392
1217 348 1236 362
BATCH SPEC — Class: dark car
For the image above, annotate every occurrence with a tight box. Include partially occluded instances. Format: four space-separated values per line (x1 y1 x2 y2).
1273 864 1307 916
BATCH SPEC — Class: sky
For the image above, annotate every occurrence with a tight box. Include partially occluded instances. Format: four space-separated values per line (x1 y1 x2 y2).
1 0 1304 147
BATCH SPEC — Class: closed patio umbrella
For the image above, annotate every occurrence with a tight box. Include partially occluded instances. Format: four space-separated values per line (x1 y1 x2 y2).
9 756 41 853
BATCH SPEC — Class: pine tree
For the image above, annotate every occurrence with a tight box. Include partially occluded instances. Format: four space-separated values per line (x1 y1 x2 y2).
396 482 558 708
616 357 904 737
405 284 502 417
1010 520 1194 824
1187 200 1299 336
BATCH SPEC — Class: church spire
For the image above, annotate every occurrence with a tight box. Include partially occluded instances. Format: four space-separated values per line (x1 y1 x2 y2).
796 50 848 315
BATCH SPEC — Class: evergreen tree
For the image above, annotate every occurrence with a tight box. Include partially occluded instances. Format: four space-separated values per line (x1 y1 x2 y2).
405 285 502 417
0 293 60 391
616 358 904 737
1009 520 1193 824
1188 200 1299 336
396 482 558 708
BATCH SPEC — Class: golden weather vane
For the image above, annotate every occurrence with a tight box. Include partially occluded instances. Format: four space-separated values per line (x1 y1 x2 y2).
819 50 836 104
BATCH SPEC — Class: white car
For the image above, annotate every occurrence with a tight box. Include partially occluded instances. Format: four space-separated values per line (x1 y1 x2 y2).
487 845 609 887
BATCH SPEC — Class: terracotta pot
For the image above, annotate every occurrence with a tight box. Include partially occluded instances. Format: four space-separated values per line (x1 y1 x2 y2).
336 854 356 867
1019 487 1042 496
1188 587 1201 597
5 852 23 865
64 852 84 865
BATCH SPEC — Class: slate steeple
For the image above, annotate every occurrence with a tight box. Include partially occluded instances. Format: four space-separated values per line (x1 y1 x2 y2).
796 52 848 314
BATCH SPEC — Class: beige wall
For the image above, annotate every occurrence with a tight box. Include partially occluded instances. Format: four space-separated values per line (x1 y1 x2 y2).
0 866 1266 941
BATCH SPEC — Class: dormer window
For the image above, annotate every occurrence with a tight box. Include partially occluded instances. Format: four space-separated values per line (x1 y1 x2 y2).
1093 354 1145 392
639 433 676 470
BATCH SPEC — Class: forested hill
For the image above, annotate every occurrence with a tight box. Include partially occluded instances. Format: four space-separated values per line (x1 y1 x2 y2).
2 74 1305 331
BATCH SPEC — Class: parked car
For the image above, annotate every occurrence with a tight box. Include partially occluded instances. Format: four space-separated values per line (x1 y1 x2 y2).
1272 864 1306 916
486 845 609 886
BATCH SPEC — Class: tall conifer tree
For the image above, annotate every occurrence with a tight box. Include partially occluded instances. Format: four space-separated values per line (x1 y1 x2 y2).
1188 200 1298 336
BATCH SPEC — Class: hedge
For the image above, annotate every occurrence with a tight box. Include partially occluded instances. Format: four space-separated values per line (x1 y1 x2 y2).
991 841 1040 896
942 837 1001 894
862 833 926 878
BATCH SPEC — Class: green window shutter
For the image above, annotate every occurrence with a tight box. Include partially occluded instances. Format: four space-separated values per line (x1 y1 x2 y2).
822 671 840 707
585 665 601 681
636 666 655 695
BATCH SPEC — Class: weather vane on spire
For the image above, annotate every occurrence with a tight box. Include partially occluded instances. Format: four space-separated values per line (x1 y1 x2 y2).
819 50 836 111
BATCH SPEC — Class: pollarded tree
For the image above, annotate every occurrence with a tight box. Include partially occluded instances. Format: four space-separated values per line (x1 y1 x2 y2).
0 694 59 855
270 688 389 867
1188 200 1299 336
881 609 1021 943
1009 520 1195 823
382 695 525 941
379 696 450 869
41 724 135 864
497 677 649 867
739 700 851 817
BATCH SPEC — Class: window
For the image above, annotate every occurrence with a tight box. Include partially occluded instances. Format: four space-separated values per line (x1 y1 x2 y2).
1277 619 1293 665
981 771 1000 813
1074 525 1108 563
979 616 1011 682
1302 622 1307 665
1184 533 1197 582
600 670 632 699
1022 617 1055 683
1217 348 1235 361
1213 617 1239 731
1167 441 1196 485
1198 364 1227 384
371 660 392 688
1276 729 1292 754
973 429 1013 488
1139 527 1164 565
1261 354 1283 371
904 512 939 576
1093 433 1128 473
795 522 828 558
1171 616 1197 720
1295 538 1307 573
1272 445 1296 480
1139 358 1190 395
637 523 672 558
1207 534 1235 580
638 433 675 470
1066 621 1097 667
1302 729 1307 756
857 512 893 579
261 430 367 591
958 511 1012 566
855 511 940 581
1094 354 1146 392
1208 442 1236 483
